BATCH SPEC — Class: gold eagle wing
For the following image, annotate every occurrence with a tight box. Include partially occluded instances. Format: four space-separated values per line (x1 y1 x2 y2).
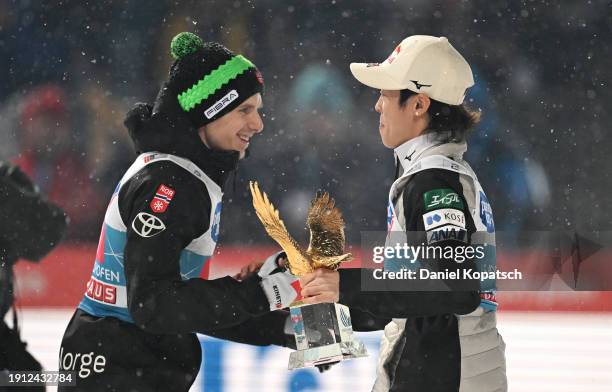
306 192 352 270
249 181 312 276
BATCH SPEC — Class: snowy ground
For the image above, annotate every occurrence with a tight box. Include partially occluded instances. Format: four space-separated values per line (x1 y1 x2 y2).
8 309 612 391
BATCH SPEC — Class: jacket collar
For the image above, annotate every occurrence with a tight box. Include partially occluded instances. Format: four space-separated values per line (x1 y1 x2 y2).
394 132 467 173
124 103 239 187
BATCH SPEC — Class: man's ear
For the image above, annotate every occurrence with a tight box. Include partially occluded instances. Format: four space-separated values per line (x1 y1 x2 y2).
414 94 431 114
197 125 211 149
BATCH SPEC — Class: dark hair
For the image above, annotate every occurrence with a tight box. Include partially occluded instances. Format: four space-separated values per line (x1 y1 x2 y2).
399 89 481 142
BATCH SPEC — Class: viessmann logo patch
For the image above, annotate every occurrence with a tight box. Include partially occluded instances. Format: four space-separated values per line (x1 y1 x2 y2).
479 191 495 233
205 90 239 119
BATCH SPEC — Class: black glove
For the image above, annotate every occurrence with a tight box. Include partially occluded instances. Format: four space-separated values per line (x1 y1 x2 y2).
0 162 67 261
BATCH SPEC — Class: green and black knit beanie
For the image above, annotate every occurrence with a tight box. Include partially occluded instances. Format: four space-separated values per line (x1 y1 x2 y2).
166 32 264 128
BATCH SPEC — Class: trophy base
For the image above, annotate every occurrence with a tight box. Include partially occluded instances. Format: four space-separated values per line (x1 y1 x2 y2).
288 340 368 370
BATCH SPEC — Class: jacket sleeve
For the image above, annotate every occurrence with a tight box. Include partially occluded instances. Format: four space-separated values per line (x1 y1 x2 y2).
120 162 270 335
348 307 392 332
202 310 296 349
339 169 481 318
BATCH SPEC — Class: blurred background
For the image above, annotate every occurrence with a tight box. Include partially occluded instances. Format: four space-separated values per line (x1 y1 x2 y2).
1 0 611 391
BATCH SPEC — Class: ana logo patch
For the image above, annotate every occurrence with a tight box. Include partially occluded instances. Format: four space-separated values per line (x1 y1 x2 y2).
205 89 239 119
150 184 175 213
423 188 464 211
426 224 467 244
479 191 495 233
423 208 466 230
132 212 166 238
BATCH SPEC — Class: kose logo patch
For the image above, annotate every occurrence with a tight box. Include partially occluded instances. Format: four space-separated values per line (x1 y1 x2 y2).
423 208 466 230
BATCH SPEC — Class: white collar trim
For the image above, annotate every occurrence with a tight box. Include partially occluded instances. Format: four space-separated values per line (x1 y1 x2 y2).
394 132 468 172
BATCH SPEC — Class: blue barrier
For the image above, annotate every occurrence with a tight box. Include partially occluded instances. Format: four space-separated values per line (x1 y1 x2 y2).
194 332 383 391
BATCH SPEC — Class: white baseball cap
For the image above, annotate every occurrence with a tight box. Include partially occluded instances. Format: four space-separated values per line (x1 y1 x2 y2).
350 35 474 105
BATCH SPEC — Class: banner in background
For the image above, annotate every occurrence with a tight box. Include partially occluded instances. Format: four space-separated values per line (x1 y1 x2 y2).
13 244 612 311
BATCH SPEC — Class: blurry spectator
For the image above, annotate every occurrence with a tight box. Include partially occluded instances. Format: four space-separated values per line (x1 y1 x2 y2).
0 91 23 161
280 64 356 228
82 83 134 198
2 0 611 244
465 73 551 231
280 63 387 241
13 84 103 240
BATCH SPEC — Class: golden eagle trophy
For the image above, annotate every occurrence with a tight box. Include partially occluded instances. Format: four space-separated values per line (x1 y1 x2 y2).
250 181 368 370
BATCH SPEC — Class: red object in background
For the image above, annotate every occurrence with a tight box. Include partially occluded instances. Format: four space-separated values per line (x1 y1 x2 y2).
13 152 104 239
19 84 67 124
13 244 288 308
12 244 612 312
14 83 104 240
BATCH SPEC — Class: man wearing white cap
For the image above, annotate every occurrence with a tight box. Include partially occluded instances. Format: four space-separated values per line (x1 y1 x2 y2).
301 36 507 391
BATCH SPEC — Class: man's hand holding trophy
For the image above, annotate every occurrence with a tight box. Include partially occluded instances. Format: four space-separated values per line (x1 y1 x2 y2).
249 182 368 370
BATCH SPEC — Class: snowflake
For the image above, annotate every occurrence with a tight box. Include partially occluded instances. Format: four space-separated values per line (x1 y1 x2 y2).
152 200 165 211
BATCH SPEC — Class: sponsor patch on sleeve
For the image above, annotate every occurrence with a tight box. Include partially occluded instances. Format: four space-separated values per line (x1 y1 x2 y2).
150 184 175 213
426 224 467 244
479 191 495 233
423 208 466 230
132 212 166 238
423 188 464 211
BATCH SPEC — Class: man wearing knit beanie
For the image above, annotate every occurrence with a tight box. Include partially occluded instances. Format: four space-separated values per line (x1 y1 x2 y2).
59 32 302 391
157 32 266 158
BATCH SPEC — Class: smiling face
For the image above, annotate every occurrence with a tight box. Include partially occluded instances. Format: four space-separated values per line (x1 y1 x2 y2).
197 93 264 157
374 89 429 148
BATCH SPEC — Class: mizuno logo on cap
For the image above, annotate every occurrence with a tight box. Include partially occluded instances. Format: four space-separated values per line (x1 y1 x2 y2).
411 80 432 90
